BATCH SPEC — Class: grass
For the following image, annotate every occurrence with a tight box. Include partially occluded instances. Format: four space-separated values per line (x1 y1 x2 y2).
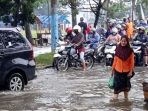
35 53 54 67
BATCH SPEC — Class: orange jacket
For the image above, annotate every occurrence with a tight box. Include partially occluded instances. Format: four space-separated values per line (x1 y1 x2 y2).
112 52 134 73
126 22 134 39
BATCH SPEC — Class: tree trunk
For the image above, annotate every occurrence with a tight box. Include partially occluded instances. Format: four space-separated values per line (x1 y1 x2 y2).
94 5 101 28
94 13 100 28
25 22 33 44
71 8 77 27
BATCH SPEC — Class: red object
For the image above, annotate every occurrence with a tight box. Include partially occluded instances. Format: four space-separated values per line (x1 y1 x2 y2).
66 27 72 33
86 25 91 34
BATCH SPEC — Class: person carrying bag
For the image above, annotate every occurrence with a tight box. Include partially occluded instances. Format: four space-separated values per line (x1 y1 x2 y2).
111 35 135 100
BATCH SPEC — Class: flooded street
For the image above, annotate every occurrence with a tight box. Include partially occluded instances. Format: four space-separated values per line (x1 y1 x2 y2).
0 65 148 110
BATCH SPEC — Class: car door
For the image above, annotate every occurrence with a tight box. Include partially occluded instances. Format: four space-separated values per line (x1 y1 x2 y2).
0 33 5 75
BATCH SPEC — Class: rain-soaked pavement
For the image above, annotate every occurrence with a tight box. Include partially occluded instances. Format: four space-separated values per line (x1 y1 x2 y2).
0 65 148 111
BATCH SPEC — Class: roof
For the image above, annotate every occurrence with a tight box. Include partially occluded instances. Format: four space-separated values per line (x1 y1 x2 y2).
36 15 70 27
0 27 22 33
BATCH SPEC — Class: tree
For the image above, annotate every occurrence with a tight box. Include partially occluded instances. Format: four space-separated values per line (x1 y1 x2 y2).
107 1 127 19
88 0 110 28
0 0 46 44
142 0 148 5
59 0 85 26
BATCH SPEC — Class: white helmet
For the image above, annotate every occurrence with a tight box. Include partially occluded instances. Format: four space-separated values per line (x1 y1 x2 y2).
91 27 96 32
73 25 81 32
112 27 118 33
116 24 122 29
139 26 145 30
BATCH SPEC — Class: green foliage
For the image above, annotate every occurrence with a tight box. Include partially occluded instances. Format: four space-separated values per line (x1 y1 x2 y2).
35 53 54 66
107 2 127 18
0 0 45 26
142 0 148 5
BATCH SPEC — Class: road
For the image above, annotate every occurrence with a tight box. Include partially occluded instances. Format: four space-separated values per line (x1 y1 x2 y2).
0 65 148 111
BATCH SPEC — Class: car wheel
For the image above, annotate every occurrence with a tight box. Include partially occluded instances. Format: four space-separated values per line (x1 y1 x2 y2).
7 73 24 91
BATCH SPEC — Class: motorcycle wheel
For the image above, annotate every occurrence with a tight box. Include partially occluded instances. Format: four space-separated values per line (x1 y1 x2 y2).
52 57 59 68
106 58 112 66
85 56 94 69
56 57 69 71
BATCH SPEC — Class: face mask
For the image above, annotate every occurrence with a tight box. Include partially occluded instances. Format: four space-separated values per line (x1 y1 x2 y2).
112 32 117 36
139 31 144 34
73 30 78 34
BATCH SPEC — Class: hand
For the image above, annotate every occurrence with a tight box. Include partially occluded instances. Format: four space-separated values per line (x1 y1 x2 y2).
111 69 114 76
128 71 132 77
74 44 78 47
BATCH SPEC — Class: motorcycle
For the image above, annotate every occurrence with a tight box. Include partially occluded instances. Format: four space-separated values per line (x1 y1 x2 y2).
104 43 116 66
131 40 144 66
52 41 67 67
95 41 105 63
55 44 94 71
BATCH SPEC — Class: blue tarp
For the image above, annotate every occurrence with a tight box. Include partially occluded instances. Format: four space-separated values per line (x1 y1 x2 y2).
37 15 70 27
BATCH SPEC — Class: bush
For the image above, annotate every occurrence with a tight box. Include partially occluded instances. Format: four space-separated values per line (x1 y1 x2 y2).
35 53 54 67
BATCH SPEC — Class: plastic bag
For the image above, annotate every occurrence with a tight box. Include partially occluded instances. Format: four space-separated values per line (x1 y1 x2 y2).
108 76 114 89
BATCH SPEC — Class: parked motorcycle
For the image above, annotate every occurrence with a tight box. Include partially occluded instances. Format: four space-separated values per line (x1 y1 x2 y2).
131 40 144 66
104 43 116 66
94 42 105 63
55 44 94 71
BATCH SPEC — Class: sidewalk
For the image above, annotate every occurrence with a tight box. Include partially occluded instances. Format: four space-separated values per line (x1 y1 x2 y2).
33 46 51 57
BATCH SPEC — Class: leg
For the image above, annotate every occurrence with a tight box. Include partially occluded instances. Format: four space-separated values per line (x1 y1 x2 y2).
124 91 128 99
80 51 86 71
144 47 148 66
113 94 118 99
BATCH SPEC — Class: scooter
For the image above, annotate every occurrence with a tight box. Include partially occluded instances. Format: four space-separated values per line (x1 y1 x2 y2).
131 40 144 66
104 43 116 66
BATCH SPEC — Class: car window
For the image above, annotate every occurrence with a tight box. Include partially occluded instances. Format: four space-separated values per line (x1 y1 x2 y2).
2 31 25 49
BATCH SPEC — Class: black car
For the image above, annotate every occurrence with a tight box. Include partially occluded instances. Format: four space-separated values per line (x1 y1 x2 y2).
0 28 36 91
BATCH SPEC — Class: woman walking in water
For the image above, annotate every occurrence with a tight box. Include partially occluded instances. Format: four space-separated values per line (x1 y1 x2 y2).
112 35 135 100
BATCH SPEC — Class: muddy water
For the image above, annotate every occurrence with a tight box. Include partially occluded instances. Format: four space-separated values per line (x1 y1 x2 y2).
0 65 147 110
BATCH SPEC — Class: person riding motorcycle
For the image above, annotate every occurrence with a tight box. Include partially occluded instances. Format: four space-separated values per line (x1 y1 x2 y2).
87 28 100 49
116 24 127 36
87 27 100 58
105 20 115 38
71 25 86 71
105 27 121 45
133 26 148 66
64 27 73 44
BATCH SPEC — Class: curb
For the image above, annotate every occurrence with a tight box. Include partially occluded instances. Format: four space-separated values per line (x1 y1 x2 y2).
36 65 53 70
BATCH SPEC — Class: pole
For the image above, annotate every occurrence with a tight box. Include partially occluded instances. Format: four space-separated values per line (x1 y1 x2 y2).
132 0 135 21
51 0 59 52
47 0 50 31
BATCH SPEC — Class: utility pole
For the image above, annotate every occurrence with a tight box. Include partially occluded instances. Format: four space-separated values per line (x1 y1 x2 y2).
51 0 59 52
132 0 136 21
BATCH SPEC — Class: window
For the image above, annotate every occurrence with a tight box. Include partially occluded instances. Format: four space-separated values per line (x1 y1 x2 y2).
1 31 25 49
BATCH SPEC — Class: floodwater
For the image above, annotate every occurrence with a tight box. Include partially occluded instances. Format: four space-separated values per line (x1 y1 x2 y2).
0 65 148 111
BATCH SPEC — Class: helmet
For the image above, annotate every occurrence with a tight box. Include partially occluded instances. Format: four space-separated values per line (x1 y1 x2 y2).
73 25 81 32
112 27 118 33
121 23 126 27
139 26 145 31
116 24 122 29
91 27 96 32
65 27 72 33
